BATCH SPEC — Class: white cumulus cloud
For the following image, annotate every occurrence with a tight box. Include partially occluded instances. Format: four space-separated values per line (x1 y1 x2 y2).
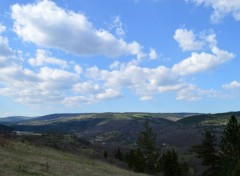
0 25 14 58
172 46 235 75
174 28 218 52
38 67 79 90
86 64 185 101
172 28 234 76
174 28 203 51
0 24 6 33
29 49 68 68
11 0 144 59
223 81 240 89
110 16 126 37
187 0 240 23
176 85 201 101
149 48 157 60
74 65 83 74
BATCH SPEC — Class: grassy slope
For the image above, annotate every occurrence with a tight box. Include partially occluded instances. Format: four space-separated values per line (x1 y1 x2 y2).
0 140 147 176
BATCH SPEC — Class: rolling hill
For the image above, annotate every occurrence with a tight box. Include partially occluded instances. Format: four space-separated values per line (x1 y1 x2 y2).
2 112 238 154
0 116 33 123
0 124 14 133
178 111 240 126
5 113 203 151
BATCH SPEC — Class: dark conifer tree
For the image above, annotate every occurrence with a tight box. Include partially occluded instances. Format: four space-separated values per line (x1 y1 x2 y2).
115 147 123 161
162 149 181 176
192 130 220 176
125 149 135 169
125 121 160 174
125 148 145 172
103 150 108 158
220 115 240 176
133 148 145 172
136 121 160 174
232 160 240 176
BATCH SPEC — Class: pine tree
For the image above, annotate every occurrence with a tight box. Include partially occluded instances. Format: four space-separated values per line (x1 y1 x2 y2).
125 148 145 172
133 148 145 172
115 147 123 161
192 130 220 176
232 160 240 176
220 116 240 176
103 150 108 158
136 121 160 174
180 161 189 176
125 149 135 169
162 149 181 176
125 121 160 174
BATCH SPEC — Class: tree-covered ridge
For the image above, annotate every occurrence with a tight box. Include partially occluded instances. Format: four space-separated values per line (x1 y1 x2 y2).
178 112 240 126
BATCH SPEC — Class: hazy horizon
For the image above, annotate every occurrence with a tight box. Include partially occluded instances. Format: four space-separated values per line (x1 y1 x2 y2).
1 110 239 119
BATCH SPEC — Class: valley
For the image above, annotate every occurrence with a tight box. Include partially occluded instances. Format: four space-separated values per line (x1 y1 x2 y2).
1 111 240 175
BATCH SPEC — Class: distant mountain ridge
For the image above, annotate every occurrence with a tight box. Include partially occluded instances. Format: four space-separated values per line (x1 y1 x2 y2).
0 112 202 123
0 124 14 132
178 111 240 126
33 113 86 121
0 116 33 123
4 112 202 149
2 111 239 151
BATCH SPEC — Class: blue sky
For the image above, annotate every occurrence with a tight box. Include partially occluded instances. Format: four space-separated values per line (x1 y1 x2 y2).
0 0 240 116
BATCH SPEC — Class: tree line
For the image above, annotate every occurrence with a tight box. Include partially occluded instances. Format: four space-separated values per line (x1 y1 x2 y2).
112 116 240 176
124 121 188 175
192 115 240 176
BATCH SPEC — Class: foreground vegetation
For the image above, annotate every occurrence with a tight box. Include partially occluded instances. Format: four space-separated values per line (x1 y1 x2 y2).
124 122 188 176
122 115 240 176
0 138 147 176
191 115 240 176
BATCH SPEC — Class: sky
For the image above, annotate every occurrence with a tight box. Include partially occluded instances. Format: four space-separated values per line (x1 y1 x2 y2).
0 0 240 117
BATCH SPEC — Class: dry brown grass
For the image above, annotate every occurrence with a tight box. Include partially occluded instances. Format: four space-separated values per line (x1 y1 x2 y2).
0 136 10 147
0 140 147 176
